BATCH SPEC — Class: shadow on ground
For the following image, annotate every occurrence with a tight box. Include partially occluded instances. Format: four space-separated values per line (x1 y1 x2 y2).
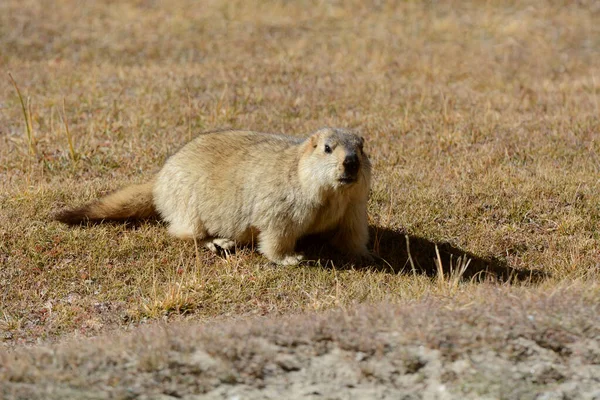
299 226 547 283
57 215 547 283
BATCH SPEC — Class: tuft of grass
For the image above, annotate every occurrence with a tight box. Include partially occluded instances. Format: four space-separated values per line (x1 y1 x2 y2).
60 98 78 165
435 244 471 292
139 257 202 319
7 72 37 158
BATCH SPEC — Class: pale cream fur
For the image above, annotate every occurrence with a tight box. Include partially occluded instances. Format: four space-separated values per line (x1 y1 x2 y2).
55 127 372 265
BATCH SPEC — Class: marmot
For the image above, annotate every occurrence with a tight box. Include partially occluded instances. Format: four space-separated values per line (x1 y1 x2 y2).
54 127 372 265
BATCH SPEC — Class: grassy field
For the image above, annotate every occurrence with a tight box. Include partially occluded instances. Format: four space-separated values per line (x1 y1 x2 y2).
1 0 599 397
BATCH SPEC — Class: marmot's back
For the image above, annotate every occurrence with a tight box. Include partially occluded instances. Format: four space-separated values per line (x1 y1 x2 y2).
176 130 303 186
153 131 307 238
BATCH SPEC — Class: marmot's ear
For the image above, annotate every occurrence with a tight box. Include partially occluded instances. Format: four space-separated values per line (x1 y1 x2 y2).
308 133 319 148
358 136 365 150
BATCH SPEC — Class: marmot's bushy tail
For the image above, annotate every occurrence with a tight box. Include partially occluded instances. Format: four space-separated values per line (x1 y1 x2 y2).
54 182 157 225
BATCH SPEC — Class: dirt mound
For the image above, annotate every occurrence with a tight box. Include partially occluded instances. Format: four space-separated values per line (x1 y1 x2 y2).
2 286 599 399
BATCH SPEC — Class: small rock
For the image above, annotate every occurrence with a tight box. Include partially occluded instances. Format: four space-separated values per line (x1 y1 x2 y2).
275 354 301 371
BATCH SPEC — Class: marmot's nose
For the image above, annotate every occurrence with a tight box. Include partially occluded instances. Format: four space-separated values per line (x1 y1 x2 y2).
343 154 359 174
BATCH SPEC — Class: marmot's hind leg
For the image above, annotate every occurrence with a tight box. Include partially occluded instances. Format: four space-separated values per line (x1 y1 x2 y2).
168 219 236 256
205 238 236 253
167 220 208 241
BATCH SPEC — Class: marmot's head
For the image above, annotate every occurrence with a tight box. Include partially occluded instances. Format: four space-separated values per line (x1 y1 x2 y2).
300 127 371 191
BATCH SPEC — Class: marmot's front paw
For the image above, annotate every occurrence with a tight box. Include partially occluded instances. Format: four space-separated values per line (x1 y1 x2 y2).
347 251 374 266
278 253 304 266
360 253 375 265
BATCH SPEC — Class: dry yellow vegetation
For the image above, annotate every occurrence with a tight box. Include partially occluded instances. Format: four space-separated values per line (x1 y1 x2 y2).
1 0 599 396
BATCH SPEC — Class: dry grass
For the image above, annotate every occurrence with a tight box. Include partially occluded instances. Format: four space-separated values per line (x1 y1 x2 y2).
0 0 599 354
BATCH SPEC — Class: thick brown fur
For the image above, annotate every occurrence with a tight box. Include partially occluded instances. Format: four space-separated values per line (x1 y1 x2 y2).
54 182 157 224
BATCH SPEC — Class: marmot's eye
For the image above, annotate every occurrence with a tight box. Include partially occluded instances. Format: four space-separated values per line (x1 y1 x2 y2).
324 144 332 154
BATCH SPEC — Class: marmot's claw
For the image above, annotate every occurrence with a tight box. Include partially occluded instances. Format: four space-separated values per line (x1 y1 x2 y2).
212 238 236 251
206 238 236 254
